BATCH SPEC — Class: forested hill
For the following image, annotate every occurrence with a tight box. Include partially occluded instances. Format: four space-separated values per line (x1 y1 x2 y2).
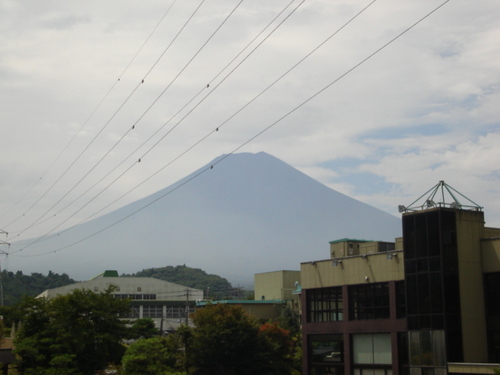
1 270 76 306
125 265 237 300
1 266 238 305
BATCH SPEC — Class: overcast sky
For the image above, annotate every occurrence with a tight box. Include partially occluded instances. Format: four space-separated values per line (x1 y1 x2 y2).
1 0 499 253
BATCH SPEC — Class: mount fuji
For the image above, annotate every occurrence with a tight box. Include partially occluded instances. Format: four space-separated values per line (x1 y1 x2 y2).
9 152 402 286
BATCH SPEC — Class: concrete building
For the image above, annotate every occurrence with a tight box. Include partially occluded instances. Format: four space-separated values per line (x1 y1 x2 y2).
38 270 203 331
300 181 500 375
195 270 301 321
254 270 301 301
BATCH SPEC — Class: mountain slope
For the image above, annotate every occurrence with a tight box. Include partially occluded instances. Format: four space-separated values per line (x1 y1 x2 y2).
9 152 401 285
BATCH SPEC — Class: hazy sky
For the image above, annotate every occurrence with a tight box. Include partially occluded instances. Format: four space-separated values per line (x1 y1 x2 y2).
1 0 499 253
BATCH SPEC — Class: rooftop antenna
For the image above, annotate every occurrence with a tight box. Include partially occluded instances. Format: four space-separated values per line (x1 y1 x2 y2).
398 181 482 213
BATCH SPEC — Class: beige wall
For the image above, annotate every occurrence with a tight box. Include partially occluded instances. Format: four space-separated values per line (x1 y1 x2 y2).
455 210 488 363
481 238 500 273
254 270 300 301
240 303 283 321
484 227 500 238
301 251 404 289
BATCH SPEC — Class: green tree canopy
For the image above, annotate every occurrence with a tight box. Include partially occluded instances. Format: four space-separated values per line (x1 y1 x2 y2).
128 318 159 340
122 336 182 375
1 270 76 306
15 287 131 375
189 304 294 375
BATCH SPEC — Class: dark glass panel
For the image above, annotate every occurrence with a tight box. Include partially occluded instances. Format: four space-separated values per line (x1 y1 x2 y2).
349 283 389 320
310 334 344 364
415 214 428 258
484 272 500 316
417 259 429 273
429 273 443 314
428 257 441 272
399 332 409 366
446 330 463 362
396 281 407 318
406 275 419 315
406 259 417 274
417 273 430 314
432 315 444 330
403 215 416 259
427 211 440 256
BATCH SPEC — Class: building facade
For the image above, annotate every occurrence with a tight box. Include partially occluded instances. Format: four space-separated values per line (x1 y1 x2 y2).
38 270 204 331
300 182 500 375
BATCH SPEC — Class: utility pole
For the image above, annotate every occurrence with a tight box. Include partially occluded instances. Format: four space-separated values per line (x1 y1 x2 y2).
185 289 191 326
0 230 10 307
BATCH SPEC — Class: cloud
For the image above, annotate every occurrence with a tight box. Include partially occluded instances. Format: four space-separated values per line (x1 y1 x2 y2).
0 0 499 249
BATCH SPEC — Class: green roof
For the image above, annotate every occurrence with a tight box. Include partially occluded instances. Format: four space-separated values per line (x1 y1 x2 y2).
91 270 119 279
329 238 371 244
103 270 119 277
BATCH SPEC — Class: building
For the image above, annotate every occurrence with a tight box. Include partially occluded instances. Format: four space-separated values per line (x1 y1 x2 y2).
38 270 203 331
195 271 301 321
300 181 500 375
196 299 286 321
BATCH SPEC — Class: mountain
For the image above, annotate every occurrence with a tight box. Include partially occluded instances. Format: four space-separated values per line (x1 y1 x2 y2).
9 152 401 286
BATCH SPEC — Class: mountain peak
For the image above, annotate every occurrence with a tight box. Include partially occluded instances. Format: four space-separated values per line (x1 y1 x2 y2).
9 152 401 285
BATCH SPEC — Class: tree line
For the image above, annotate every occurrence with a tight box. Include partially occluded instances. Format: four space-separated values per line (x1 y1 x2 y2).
6 288 302 375
125 265 244 300
1 265 240 306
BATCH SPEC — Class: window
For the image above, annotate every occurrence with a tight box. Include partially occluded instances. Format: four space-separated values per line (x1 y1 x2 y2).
113 294 156 300
307 287 343 322
406 330 446 372
396 281 406 318
143 305 163 318
309 334 344 364
353 334 391 365
484 272 500 316
349 283 389 320
94 286 99 291
353 369 392 375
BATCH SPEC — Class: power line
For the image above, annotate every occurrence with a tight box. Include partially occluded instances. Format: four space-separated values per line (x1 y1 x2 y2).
0 0 179 229
11 0 450 258
6 0 208 239
9 0 305 250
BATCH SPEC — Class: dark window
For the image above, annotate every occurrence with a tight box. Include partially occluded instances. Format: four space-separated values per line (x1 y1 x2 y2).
113 294 156 300
349 283 390 320
307 287 343 322
309 334 344 365
407 330 447 371
143 305 163 318
396 281 407 318
311 366 344 375
484 272 500 316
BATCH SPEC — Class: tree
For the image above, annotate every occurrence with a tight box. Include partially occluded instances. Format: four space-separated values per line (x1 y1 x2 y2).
128 265 233 300
0 270 76 306
259 322 294 375
129 318 158 340
189 304 293 375
15 287 131 375
122 336 184 375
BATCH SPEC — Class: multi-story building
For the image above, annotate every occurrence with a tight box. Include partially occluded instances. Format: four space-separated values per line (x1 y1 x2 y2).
300 181 500 375
38 270 203 331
